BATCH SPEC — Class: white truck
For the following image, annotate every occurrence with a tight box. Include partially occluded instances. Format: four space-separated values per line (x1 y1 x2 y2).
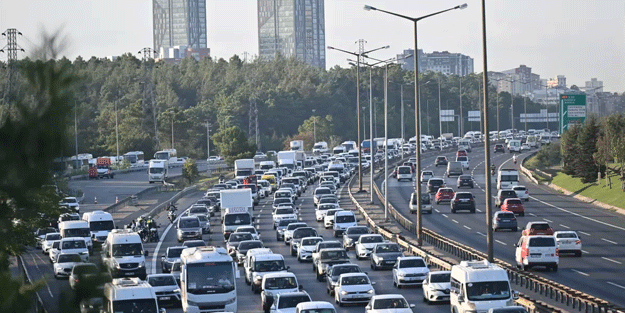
180 246 238 313
277 151 296 174
290 140 304 151
154 148 177 163
148 159 168 183
497 169 519 190
294 151 306 170
58 220 93 253
450 260 517 313
312 141 328 154
220 189 254 240
234 158 255 179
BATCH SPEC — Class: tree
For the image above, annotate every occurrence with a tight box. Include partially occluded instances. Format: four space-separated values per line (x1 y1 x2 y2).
561 124 581 175
212 126 255 165
575 115 600 183
292 115 335 150
182 158 199 184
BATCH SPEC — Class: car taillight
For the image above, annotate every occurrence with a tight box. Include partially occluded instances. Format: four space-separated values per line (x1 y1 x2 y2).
495 218 501 221
525 191 529 194
555 248 560 257
576 240 581 245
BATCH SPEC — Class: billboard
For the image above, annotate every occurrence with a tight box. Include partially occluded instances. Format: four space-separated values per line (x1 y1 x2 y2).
559 94 587 133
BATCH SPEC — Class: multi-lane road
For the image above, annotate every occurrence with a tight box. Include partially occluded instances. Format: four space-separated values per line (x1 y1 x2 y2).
380 144 625 307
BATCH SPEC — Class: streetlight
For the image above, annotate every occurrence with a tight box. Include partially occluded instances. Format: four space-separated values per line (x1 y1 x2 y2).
328 44 389 192
312 109 317 144
205 120 212 160
167 109 175 149
115 100 119 161
365 3 467 245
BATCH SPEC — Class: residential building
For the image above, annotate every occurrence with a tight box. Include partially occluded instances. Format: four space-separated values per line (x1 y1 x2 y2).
584 78 603 93
488 65 540 96
153 0 207 59
397 49 473 76
258 0 326 69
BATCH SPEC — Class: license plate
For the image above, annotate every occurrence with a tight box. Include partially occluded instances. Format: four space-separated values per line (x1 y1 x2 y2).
386 261 395 264
125 272 134 276
461 199 468 202
159 297 170 301
530 254 541 257
501 219 510 222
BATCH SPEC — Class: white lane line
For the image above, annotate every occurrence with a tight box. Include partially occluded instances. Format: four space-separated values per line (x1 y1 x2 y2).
476 209 482 213
435 209 440 213
559 224 570 229
571 269 589 277
543 218 553 223
528 213 537 217
441 214 449 218
579 231 591 236
476 232 487 237
28 252 53 298
452 219 459 224
601 238 618 245
463 225 471 230
601 257 622 264
581 250 589 254
529 195 625 232
495 240 507 246
152 208 188 274
607 281 625 290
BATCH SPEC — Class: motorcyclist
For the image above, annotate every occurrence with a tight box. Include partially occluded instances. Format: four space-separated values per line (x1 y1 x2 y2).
513 154 518 164
491 164 496 176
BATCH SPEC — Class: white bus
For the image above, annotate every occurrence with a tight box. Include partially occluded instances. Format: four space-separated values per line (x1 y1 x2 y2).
123 151 145 167
154 149 177 162
180 246 238 313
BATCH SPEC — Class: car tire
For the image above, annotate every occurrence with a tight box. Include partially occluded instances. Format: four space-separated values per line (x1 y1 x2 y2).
451 208 456 214
520 212 525 217
471 208 475 213
423 295 429 304
513 227 518 232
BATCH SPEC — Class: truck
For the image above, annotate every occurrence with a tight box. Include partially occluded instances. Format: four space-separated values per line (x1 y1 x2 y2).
89 157 114 179
153 149 177 165
290 140 304 151
180 246 238 313
277 151 296 174
312 141 328 154
294 151 306 170
220 189 254 239
234 159 255 179
103 278 162 313
341 141 357 152
497 168 519 190
148 159 168 183
360 140 376 154
450 260 517 313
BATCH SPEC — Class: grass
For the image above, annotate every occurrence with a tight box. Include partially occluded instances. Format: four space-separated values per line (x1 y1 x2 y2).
551 172 625 210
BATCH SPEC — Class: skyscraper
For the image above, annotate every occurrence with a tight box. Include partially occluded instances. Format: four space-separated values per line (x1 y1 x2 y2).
258 0 326 69
153 0 207 55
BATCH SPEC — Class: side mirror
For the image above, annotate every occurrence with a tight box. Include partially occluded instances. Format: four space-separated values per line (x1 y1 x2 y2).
365 305 371 310
427 264 431 268
173 289 181 293
512 290 519 300
286 266 290 270
299 284 303 290
410 304 416 308
371 281 376 285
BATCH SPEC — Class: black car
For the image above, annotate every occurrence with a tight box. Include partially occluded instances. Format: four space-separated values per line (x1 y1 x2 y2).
457 175 474 188
427 178 446 193
451 192 475 213
494 144 505 153
342 226 370 250
435 156 448 167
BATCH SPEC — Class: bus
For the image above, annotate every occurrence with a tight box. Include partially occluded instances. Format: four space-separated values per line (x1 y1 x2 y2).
123 151 145 167
153 149 177 161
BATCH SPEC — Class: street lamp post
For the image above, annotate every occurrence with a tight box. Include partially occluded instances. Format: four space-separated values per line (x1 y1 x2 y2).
205 121 211 160
312 109 317 144
459 76 464 136
328 44 390 192
115 100 119 161
437 75 443 150
364 2 468 245
167 109 175 150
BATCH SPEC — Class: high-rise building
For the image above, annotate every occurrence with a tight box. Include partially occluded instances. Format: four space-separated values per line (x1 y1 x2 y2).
488 65 541 96
258 0 326 69
153 0 208 59
396 49 474 76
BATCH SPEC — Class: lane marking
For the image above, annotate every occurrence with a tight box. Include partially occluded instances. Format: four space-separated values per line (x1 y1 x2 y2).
529 195 625 232
601 257 622 264
571 269 589 277
476 232 487 237
607 282 625 290
601 238 618 245
543 218 553 223
152 208 187 274
495 240 507 246
441 214 448 218
435 209 440 213
463 225 471 230
476 209 482 213
528 213 537 217
579 231 591 236
559 224 570 229
452 219 459 224
581 250 589 254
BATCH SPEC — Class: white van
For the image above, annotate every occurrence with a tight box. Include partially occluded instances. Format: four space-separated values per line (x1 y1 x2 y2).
82 210 115 248
103 278 161 313
332 211 357 237
101 229 147 280
497 169 519 190
526 135 538 148
58 220 93 253
450 260 517 313
507 140 521 153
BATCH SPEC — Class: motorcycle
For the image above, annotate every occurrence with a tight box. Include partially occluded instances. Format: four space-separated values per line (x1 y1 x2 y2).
149 228 159 242
513 155 518 164
491 166 496 176
168 210 176 224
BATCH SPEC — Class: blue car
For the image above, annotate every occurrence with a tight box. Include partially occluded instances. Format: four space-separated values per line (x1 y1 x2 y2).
493 211 518 232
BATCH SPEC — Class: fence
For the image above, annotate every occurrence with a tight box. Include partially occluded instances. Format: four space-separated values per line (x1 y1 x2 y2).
17 255 47 313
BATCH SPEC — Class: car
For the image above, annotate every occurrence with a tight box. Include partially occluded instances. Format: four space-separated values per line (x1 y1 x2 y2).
273 197 295 211
434 156 448 167
342 226 370 250
235 225 261 240
515 235 559 271
456 150 468 158
314 248 350 281
236 240 265 264
521 143 531 151
226 232 254 257
409 192 433 214
295 301 336 313
512 185 529 201
60 197 80 213
495 189 518 207
325 263 362 295
333 211 357 237
334 272 376 306
355 234 385 260
396 166 412 181
79 297 104 313
446 161 464 177
370 243 403 270
392 256 429 288
51 238 89 263
366 294 415 313
53 253 83 279
456 175 474 188
316 203 339 222
435 188 455 204
34 227 58 248
275 218 299 241
450 192 475 213
270 291 312 313
427 178 446 193
41 232 61 254
420 171 433 183
170 260 182 285
297 236 324 262
522 221 554 236
493 211 518 232
500 198 525 216
422 271 451 304
554 231 582 257
273 207 298 229
318 195 339 207
283 222 308 244
261 272 301 313
487 306 529 313
494 144 505 153
193 214 211 234
312 241 343 268
324 208 344 229
314 187 333 206
69 262 108 292
147 274 181 307
161 246 186 273
456 156 470 169
176 216 202 242
289 227 319 256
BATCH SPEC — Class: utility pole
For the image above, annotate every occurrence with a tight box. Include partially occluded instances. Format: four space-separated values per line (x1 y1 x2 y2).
1 28 24 111
115 100 120 161
312 109 317 144
400 84 404 141
438 76 442 150
138 47 155 62
205 121 211 159
75 100 79 159
459 76 464 136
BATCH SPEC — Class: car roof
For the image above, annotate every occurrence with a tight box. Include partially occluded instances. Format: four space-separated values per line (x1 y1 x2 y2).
397 256 424 261
372 294 408 300
339 272 368 278
263 272 296 279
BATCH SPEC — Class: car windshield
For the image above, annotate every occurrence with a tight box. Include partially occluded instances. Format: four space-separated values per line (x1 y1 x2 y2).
183 241 205 247
466 281 511 301
319 198 337 204
302 238 323 246
276 208 294 215
148 275 177 287
529 237 556 247
332 266 360 276
318 243 342 251
321 250 348 259
456 193 473 199
460 175 471 180
57 254 82 263
62 228 90 238
196 215 208 222
556 233 577 239
179 218 199 228
430 180 443 185
112 299 157 313
317 204 335 211
229 233 253 242
398 167 411 174
346 227 368 235
341 275 369 285
399 258 426 268
237 227 256 234
254 260 286 272
224 214 251 225
278 295 311 309
373 297 409 309
457 157 467 161
239 241 263 250
63 198 77 204
335 215 355 223
112 243 143 257
89 220 114 231
375 244 400 253
62 240 86 249
45 234 61 241
278 219 298 227
498 213 516 219
287 224 306 230
315 189 331 195
507 199 522 205
190 207 208 215
265 276 297 290
500 175 519 182
293 229 317 239
361 236 383 244
149 167 164 174
274 198 292 205
167 247 184 258
300 309 335 313
531 223 550 230
430 273 451 283
186 261 235 294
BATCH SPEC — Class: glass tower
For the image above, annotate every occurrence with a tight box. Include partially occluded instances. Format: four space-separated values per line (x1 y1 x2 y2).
153 0 207 51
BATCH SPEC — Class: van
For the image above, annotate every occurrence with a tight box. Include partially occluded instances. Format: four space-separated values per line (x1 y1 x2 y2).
59 220 93 253
497 169 519 190
101 229 148 279
507 140 521 153
332 211 357 237
261 174 278 191
82 210 115 249
244 248 273 284
450 260 517 313
515 235 559 271
248 253 289 292
446 161 464 177
103 278 161 313
526 135 538 148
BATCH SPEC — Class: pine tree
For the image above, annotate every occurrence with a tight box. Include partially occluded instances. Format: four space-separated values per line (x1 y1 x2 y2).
561 124 581 175
576 116 600 183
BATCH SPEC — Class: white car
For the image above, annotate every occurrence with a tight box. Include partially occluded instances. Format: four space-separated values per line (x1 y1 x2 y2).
235 226 260 241
53 253 83 279
511 185 529 201
355 234 385 260
41 232 61 254
422 271 451 303
314 187 333 206
273 207 298 229
283 222 307 244
60 197 80 213
270 291 311 313
295 301 336 313
420 171 433 183
392 256 429 288
366 294 415 313
456 156 469 169
297 237 324 262
334 273 375 306
315 203 338 222
554 231 582 257
261 272 300 312
521 143 531 151
147 274 181 306
50 238 89 263
324 208 344 229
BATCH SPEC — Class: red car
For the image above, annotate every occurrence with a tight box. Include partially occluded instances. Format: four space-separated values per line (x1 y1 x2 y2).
456 150 468 158
522 222 554 236
500 198 525 216
435 188 455 204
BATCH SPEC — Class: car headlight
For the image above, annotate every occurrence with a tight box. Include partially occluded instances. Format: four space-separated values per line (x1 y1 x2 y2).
187 300 199 306
80 251 88 255
340 290 348 295
139 261 145 268
225 297 236 304
254 275 262 282
397 272 405 277
367 289 374 294
113 259 121 269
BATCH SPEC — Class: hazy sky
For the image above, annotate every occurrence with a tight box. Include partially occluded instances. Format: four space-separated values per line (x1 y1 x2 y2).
1 0 623 91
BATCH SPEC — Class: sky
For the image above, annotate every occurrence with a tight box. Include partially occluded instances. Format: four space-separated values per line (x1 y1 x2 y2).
1 0 623 92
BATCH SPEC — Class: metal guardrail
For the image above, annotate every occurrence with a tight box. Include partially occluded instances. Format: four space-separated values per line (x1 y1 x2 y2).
366 157 625 313
17 255 48 313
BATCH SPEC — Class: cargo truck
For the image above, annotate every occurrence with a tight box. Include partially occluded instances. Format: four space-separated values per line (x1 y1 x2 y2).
89 157 115 179
234 159 255 179
220 189 254 240
148 159 168 183
277 151 296 174
290 140 304 151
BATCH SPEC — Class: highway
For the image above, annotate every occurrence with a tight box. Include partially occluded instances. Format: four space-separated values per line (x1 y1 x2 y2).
379 144 625 307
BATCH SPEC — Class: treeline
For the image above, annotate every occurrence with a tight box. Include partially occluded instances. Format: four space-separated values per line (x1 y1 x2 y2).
2 54 551 158
561 113 625 190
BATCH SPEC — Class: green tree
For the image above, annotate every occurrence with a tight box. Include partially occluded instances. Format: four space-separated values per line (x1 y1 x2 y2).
561 124 581 175
212 126 255 165
182 158 199 184
293 115 335 150
576 115 600 183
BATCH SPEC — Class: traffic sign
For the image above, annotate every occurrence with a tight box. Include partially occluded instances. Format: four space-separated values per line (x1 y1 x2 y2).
560 93 586 133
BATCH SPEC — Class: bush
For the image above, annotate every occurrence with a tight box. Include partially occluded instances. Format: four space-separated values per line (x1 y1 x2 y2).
182 158 199 184
533 142 561 169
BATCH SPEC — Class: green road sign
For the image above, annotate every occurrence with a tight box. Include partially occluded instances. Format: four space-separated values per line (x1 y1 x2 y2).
560 93 586 133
